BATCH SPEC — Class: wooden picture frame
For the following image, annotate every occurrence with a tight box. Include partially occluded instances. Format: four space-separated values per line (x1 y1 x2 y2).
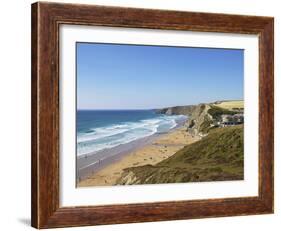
31 2 274 229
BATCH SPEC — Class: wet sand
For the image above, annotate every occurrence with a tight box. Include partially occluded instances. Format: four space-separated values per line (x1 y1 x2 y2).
78 126 200 187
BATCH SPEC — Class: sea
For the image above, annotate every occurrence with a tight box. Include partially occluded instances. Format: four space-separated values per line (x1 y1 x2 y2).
77 110 187 157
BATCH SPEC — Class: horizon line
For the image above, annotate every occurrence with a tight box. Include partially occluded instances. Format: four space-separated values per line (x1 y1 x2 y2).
77 99 244 111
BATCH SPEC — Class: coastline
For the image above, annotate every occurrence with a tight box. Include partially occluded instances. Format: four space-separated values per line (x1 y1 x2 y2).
77 117 186 182
78 123 200 187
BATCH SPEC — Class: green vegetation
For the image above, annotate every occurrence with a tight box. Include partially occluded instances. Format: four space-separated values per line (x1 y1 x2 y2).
117 126 244 185
208 105 236 121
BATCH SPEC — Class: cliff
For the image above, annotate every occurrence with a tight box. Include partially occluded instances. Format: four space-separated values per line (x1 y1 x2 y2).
186 104 213 136
157 103 238 136
156 103 214 136
155 105 196 116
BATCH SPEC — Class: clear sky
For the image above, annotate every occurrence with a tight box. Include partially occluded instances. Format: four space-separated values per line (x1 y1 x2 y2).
77 43 243 110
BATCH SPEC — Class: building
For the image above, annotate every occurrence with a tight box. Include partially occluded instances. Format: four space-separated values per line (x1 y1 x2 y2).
220 114 244 126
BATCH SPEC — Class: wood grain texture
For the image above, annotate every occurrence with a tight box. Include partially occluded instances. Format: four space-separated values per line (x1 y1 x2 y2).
31 2 274 229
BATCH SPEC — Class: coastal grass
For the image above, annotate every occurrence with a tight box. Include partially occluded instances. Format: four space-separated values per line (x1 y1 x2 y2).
117 125 244 185
214 100 244 110
208 105 237 121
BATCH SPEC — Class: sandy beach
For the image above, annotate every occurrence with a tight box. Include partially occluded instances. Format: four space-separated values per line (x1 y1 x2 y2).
78 126 200 187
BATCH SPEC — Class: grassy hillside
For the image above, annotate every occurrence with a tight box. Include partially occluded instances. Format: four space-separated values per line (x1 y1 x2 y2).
214 100 244 110
208 105 236 121
117 126 244 185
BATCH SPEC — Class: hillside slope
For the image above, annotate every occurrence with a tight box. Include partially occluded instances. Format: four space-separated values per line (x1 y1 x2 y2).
213 100 244 111
117 125 244 185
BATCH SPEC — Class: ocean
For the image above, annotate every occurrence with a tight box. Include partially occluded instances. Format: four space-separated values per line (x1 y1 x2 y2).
77 110 187 157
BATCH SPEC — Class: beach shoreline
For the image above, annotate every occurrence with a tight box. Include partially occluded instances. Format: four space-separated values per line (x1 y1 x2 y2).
78 123 200 187
77 117 186 182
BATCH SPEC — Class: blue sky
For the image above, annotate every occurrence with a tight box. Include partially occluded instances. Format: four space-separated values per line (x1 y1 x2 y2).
77 43 243 109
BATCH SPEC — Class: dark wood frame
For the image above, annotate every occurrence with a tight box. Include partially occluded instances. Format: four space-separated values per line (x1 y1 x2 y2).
31 2 274 229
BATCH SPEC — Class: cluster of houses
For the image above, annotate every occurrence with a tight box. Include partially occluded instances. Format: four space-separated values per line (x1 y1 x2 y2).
218 114 244 127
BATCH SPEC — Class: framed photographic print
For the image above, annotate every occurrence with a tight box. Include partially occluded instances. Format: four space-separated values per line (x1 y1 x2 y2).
31 2 274 229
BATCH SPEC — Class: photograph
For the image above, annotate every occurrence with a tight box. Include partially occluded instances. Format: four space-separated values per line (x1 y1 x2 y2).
76 43 244 187
29 2 274 228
